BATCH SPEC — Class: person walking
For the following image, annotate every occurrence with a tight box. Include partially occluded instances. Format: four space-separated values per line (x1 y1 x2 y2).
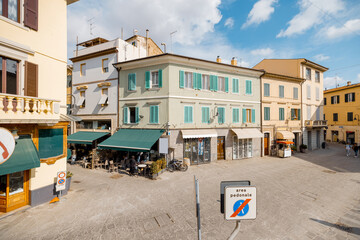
353 143 358 158
345 143 351 157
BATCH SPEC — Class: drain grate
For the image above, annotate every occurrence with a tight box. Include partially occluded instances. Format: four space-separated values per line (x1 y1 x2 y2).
334 222 352 233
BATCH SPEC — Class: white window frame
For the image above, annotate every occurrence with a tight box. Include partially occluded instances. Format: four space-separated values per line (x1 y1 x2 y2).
315 71 320 82
98 88 108 106
307 85 311 99
218 76 225 92
102 58 109 73
202 74 210 90
306 67 311 80
80 63 86 77
77 91 86 108
307 105 311 120
151 70 159 88
184 72 193 89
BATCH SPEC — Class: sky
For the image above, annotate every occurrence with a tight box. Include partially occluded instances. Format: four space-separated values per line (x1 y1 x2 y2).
67 0 360 90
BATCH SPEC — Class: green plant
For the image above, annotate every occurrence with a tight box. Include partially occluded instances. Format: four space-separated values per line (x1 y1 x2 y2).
150 161 160 175
66 171 73 178
300 144 307 150
291 145 297 151
159 158 167 169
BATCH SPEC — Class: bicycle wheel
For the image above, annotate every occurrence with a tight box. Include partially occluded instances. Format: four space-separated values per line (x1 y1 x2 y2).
180 164 188 172
167 164 175 172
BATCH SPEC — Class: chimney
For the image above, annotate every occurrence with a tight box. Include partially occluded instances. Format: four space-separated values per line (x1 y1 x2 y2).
347 81 351 86
133 29 138 35
231 57 237 66
216 56 221 63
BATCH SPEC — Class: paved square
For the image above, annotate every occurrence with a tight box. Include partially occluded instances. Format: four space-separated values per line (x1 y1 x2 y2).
1 143 360 239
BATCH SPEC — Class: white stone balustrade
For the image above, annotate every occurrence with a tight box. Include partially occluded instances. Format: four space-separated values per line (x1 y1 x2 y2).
305 120 328 127
0 93 61 124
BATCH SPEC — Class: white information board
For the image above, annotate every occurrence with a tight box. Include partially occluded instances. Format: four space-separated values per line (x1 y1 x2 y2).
225 186 256 220
56 171 67 192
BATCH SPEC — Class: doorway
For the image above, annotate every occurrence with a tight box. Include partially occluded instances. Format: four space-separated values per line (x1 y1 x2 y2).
316 130 320 149
217 136 225 160
307 131 312 150
264 133 270 155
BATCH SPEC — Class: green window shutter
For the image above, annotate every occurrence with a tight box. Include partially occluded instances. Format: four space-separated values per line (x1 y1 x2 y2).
264 83 270 97
232 78 239 93
150 106 154 123
202 107 209 123
233 108 239 123
132 73 136 90
202 107 205 123
242 109 246 123
135 107 139 123
214 76 218 91
264 107 270 121
291 109 295 120
246 80 250 94
145 71 150 89
193 72 197 89
155 105 159 123
185 106 193 123
225 77 229 93
279 108 284 121
251 109 255 123
190 106 193 123
197 73 202 90
206 107 210 123
128 74 131 91
124 107 128 124
298 109 301 120
210 75 214 91
179 70 184 88
158 69 163 88
218 107 225 124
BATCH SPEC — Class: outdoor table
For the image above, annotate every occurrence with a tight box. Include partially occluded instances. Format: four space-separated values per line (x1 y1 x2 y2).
138 164 147 176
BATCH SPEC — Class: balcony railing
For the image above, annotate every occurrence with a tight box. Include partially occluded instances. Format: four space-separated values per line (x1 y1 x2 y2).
305 120 327 128
0 93 61 124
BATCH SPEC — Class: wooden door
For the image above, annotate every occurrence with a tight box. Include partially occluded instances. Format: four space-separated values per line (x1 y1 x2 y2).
217 137 225 160
264 133 269 155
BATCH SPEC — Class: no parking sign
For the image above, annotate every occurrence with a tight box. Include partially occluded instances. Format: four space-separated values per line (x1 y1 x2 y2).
56 171 67 192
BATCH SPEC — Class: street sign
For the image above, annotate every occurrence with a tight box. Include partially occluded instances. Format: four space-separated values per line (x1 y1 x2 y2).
225 186 256 220
220 181 250 213
0 128 16 165
56 171 67 192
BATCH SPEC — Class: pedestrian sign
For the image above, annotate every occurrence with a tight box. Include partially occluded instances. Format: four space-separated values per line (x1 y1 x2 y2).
225 186 256 220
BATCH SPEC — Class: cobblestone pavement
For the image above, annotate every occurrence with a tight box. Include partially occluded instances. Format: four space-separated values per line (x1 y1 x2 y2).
1 143 360 240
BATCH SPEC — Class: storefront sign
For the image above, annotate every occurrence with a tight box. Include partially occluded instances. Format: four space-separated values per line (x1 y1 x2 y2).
0 128 16 165
159 138 168 154
56 171 67 192
224 186 256 220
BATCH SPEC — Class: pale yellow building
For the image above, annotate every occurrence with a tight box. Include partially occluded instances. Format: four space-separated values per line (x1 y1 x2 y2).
261 72 304 155
324 82 360 143
0 0 77 213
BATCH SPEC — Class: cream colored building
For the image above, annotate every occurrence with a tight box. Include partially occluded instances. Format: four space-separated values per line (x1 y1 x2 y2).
324 82 360 144
0 0 77 212
102 54 264 165
254 59 328 150
261 72 304 155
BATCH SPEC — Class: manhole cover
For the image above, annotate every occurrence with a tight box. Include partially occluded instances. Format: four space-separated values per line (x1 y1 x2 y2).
334 222 352 233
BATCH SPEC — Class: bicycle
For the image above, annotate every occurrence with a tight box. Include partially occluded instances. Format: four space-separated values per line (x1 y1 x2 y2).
167 159 188 172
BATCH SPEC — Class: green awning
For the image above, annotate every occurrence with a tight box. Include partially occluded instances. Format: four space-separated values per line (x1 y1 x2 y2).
98 129 165 152
67 131 109 145
0 136 40 176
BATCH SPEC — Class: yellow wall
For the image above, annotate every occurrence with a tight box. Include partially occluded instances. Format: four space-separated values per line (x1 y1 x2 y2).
254 59 301 78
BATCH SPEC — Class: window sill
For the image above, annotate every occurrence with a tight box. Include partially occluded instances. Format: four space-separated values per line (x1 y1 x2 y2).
124 123 139 125
148 123 160 125
127 90 137 93
0 16 29 31
147 88 161 91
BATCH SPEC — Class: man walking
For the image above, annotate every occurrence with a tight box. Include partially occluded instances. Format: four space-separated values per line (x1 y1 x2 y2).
345 143 351 157
353 143 358 157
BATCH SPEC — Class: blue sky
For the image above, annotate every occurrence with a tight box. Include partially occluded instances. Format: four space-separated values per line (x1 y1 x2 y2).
67 0 360 89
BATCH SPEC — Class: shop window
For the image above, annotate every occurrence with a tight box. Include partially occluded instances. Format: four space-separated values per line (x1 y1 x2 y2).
184 106 193 123
80 63 86 76
0 175 6 196
9 171 23 196
0 56 18 94
184 138 211 165
102 58 109 73
345 93 355 102
306 68 311 80
233 138 252 159
264 83 270 97
202 74 210 90
124 106 139 124
98 88 108 106
150 105 159 124
291 109 301 120
201 107 210 123
1 0 20 22
38 128 64 159
233 78 239 94
128 73 136 91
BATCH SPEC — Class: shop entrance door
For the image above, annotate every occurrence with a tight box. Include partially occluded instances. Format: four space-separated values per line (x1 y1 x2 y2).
316 130 320 149
307 131 312 150
264 133 269 155
184 138 211 165
217 137 225 160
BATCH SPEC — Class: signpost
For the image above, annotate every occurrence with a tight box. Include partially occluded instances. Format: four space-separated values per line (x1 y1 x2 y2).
56 171 67 197
0 128 16 165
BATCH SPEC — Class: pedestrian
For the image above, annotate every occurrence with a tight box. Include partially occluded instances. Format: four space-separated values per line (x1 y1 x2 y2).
345 143 351 157
129 155 137 176
353 143 358 158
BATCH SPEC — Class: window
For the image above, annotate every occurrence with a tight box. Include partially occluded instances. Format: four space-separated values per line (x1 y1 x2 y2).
291 109 301 120
184 106 193 123
245 80 252 95
102 59 109 73
233 78 239 93
333 113 338 121
201 107 210 123
243 109 255 123
77 91 85 108
345 93 355 102
151 71 159 88
146 69 162 89
315 71 320 82
0 56 18 94
293 87 298 99
307 105 311 120
218 77 225 92
316 87 319 100
232 108 240 123
316 107 320 120
80 63 86 76
348 112 353 121
128 73 136 91
264 107 270 121
279 85 284 98
38 128 64 159
150 105 159 124
124 106 139 124
131 41 137 46
218 107 225 124
324 98 327 105
1 0 20 22
210 75 218 91
24 0 38 30
331 95 340 104
202 74 210 90
98 88 108 106
184 72 193 89
279 108 284 121
306 67 311 80
307 85 311 99
264 83 270 97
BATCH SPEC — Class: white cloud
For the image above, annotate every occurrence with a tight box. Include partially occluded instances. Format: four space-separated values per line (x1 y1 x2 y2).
277 0 344 38
242 0 278 28
323 75 346 89
357 73 360 81
314 54 330 61
325 19 360 39
250 48 274 57
224 17 234 29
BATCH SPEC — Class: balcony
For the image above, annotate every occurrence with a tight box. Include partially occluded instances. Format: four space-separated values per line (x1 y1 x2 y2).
305 120 327 128
0 93 61 124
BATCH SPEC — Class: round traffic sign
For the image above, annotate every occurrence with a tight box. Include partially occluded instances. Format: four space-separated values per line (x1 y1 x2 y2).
58 179 65 184
0 128 16 165
58 172 66 178
233 200 249 216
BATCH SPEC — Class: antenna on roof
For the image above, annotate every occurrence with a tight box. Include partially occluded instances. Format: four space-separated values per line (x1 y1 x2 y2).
88 17 95 36
170 30 177 53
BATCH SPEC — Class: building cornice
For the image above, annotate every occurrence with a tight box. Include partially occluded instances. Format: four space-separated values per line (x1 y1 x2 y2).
70 47 118 63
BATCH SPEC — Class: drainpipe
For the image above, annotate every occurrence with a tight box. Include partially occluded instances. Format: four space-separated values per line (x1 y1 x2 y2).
260 71 265 157
113 64 121 132
300 79 305 145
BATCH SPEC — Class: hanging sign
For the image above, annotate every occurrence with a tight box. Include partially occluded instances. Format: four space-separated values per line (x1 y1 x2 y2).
0 128 16 165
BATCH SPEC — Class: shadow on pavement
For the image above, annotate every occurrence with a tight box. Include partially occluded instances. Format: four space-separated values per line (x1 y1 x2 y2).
293 143 360 173
310 218 360 235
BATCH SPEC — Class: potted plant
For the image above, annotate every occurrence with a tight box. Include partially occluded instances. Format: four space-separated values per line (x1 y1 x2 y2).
300 144 307 153
291 145 297 153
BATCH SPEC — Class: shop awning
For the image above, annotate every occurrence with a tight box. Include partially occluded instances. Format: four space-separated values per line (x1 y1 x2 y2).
181 129 217 139
276 141 294 144
0 136 40 176
67 131 109 145
98 129 165 152
232 128 263 139
276 131 295 140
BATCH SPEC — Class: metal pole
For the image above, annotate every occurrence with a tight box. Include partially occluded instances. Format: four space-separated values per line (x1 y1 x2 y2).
194 175 201 240
228 220 241 240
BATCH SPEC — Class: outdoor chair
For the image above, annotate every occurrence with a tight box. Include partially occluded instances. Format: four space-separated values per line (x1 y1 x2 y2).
104 160 109 170
109 160 118 173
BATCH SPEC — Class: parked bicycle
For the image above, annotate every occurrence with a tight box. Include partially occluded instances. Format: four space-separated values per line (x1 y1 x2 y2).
167 159 188 172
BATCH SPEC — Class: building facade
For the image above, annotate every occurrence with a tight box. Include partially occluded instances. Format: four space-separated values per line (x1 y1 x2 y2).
254 59 328 150
0 0 76 212
70 35 162 134
113 54 264 164
324 82 360 144
261 72 304 155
